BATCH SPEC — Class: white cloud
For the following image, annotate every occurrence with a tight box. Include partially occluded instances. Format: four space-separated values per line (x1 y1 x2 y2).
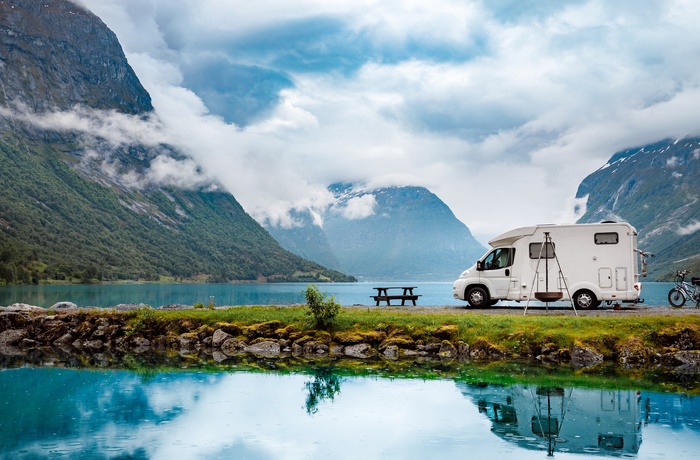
336 194 378 220
678 220 700 236
74 0 700 244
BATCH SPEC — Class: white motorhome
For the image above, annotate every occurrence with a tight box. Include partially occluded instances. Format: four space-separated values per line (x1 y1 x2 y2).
452 222 642 309
456 383 642 456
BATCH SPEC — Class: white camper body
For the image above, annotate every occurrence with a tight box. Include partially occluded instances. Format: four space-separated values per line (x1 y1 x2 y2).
452 222 642 309
455 383 642 456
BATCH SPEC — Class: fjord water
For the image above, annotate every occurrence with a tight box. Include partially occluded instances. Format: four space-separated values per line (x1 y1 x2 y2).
1 367 699 459
0 281 675 308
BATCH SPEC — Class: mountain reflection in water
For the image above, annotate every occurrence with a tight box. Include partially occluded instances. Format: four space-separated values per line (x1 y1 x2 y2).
1 367 700 459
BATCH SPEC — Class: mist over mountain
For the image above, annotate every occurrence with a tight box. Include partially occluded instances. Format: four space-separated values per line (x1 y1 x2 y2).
266 184 486 281
576 137 700 279
0 0 353 284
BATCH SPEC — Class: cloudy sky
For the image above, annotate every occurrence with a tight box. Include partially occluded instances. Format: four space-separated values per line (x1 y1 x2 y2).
76 0 700 244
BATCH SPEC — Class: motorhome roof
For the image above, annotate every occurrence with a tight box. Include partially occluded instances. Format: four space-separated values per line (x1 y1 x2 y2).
488 226 539 247
488 222 636 247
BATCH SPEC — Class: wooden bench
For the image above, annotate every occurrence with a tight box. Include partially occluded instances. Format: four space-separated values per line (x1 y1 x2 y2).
371 287 421 306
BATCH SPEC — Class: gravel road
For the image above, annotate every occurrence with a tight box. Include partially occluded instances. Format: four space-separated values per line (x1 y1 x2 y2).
348 303 700 316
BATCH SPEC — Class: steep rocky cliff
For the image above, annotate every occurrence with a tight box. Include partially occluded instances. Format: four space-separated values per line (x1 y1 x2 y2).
0 0 151 114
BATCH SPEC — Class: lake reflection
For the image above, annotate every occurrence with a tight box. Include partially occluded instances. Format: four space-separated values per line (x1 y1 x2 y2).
1 367 700 459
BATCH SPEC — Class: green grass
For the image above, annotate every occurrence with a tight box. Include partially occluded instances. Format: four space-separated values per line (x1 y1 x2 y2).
122 306 700 352
31 307 700 393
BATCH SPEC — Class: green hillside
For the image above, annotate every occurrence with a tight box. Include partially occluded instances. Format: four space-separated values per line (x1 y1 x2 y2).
0 135 352 284
0 0 353 285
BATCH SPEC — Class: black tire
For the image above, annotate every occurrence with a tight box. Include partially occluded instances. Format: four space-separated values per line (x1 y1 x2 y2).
668 288 686 308
466 286 490 308
573 290 598 310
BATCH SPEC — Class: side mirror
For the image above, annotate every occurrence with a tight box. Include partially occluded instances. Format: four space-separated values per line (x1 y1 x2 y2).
476 261 483 271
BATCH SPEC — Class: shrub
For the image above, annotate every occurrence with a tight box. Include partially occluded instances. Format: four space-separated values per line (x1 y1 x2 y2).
304 284 341 329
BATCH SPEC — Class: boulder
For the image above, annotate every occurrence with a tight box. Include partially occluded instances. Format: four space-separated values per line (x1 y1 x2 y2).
245 340 281 356
571 343 604 367
212 329 232 348
616 336 657 365
0 311 32 329
438 340 457 358
50 301 78 310
302 341 328 355
382 345 399 359
178 333 200 351
53 333 75 347
343 343 377 359
221 338 247 356
131 337 151 351
432 325 459 340
333 331 364 345
247 321 284 339
379 336 415 351
157 304 191 310
661 350 700 368
456 341 470 357
5 303 43 312
112 303 151 311
469 338 506 360
0 329 28 346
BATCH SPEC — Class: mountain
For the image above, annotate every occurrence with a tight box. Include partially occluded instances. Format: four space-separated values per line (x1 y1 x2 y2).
0 0 354 284
575 137 700 279
267 184 486 281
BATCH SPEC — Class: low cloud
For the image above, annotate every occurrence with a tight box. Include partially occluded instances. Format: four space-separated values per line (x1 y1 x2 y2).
2 103 211 190
71 1 700 243
678 220 700 236
335 194 378 220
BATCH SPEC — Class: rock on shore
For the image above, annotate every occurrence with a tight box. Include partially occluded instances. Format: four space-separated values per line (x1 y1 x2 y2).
2 303 700 371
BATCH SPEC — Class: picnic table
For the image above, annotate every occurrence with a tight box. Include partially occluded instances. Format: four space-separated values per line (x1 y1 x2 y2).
371 286 421 306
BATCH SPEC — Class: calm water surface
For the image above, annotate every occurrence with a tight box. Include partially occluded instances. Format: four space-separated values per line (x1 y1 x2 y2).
1 367 699 459
0 282 675 308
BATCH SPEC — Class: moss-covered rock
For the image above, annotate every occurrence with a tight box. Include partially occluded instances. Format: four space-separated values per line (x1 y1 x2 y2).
221 337 247 356
379 336 416 351
314 331 332 345
616 336 657 365
275 325 296 339
178 332 200 351
361 330 387 344
213 322 243 337
432 325 459 340
571 341 604 367
470 337 506 360
654 324 700 350
245 340 281 356
343 343 377 359
333 331 365 344
438 340 457 358
293 335 315 346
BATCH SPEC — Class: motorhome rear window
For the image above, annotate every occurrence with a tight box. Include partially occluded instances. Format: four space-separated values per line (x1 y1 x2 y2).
594 232 619 245
529 242 555 259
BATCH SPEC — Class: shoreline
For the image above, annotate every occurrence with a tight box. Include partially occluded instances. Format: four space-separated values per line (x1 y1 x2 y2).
2 302 700 375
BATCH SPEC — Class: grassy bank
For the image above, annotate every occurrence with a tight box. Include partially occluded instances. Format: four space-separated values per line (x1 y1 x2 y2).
141 305 700 357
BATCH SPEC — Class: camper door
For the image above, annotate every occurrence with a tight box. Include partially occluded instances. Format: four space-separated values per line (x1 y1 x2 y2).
479 248 515 298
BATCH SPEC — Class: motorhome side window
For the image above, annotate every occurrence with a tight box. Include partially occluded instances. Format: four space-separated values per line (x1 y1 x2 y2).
594 232 619 245
529 242 555 259
482 248 514 270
